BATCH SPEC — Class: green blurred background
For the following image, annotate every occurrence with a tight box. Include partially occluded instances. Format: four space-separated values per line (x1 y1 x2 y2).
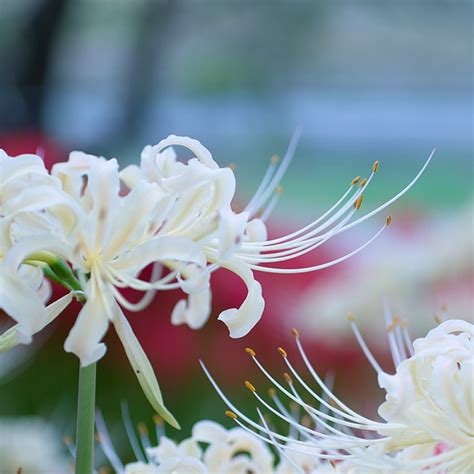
0 0 472 468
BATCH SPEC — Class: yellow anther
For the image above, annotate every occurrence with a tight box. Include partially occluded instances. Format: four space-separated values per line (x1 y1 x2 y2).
245 347 256 357
277 347 287 358
434 314 443 324
291 328 299 338
137 422 148 435
386 319 398 333
225 410 238 419
63 435 73 446
358 177 368 188
271 154 280 165
268 387 276 398
400 319 408 329
17 469 23 474
245 380 256 392
283 372 293 384
355 194 364 210
98 467 109 474
276 185 283 195
440 303 448 312
351 176 361 185
153 414 164 425
373 160 380 173
347 312 356 322
228 162 236 171
386 215 393 226
95 432 101 442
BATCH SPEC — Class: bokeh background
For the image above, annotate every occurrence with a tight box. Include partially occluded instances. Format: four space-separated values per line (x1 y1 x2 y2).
1 0 473 468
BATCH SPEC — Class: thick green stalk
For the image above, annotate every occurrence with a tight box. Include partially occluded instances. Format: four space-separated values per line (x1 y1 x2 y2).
75 362 97 474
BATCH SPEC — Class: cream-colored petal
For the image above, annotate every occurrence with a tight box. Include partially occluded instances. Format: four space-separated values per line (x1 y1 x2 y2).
217 259 264 338
113 236 206 274
192 420 228 445
171 287 212 330
154 135 218 169
113 304 180 429
63 276 110 366
217 209 249 260
0 293 73 352
0 272 47 342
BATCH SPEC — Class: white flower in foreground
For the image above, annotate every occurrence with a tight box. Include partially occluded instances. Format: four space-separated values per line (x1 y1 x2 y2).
91 410 274 473
120 134 434 338
202 308 474 473
1 137 433 427
0 417 71 473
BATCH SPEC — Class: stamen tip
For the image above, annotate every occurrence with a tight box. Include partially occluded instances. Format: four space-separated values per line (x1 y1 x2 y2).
373 160 380 173
228 162 236 171
137 422 148 435
277 347 287 358
351 176 361 185
225 410 238 420
63 435 73 446
153 414 164 425
95 432 101 442
268 387 276 398
440 303 448 312
245 347 256 357
276 185 283 195
386 215 393 226
358 177 368 188
355 194 364 210
434 314 443 324
400 319 408 329
271 154 280 165
245 380 256 392
283 372 293 384
291 328 299 338
347 312 356 322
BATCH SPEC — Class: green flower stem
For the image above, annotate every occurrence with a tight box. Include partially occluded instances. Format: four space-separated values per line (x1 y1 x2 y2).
75 362 97 474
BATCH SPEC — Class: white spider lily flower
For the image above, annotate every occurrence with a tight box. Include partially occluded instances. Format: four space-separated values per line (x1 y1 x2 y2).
202 308 474 473
122 134 434 338
93 410 274 474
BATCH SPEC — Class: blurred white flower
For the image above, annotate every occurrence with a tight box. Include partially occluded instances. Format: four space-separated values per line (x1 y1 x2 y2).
94 411 274 474
202 308 474 473
0 417 70 473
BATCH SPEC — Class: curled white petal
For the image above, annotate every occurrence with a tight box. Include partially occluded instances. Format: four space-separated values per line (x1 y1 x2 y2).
217 259 264 338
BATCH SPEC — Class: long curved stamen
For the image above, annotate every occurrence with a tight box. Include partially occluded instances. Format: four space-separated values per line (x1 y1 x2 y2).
384 302 402 368
246 127 302 217
292 329 382 424
240 206 357 263
242 170 373 250
277 346 367 425
249 219 389 273
246 378 361 441
348 314 383 374
200 360 356 449
244 155 280 214
246 350 390 432
340 149 435 233
256 407 305 474
260 187 282 222
95 410 125 474
120 401 146 463
400 319 414 357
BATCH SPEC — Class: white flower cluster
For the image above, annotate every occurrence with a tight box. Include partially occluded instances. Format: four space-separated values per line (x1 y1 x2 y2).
203 309 474 473
0 136 432 427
